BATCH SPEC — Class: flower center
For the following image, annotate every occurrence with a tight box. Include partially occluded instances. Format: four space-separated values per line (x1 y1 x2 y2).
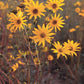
40 32 46 38
58 49 63 52
33 9 38 14
52 20 57 25
52 4 57 9
17 19 21 24
69 47 73 51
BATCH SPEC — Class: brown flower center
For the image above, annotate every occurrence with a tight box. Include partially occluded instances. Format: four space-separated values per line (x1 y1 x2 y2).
33 9 38 14
17 19 21 24
52 20 57 25
69 47 73 51
40 32 46 38
58 49 63 52
52 4 57 9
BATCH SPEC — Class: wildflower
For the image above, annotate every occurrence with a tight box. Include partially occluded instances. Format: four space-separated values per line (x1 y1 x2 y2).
63 40 81 56
10 55 14 59
49 13 65 32
81 9 84 13
7 11 27 32
79 12 84 17
10 5 13 9
0 17 2 20
46 0 65 13
8 34 13 38
11 63 19 72
24 82 27 84
48 55 54 61
8 54 14 61
7 46 13 49
0 1 4 9
31 24 55 47
75 7 80 13
65 15 69 19
33 57 40 65
51 41 68 59
25 0 46 20
0 1 8 10
0 27 1 30
69 28 76 32
16 50 29 60
18 60 25 65
74 1 81 6
75 25 80 29
16 7 22 11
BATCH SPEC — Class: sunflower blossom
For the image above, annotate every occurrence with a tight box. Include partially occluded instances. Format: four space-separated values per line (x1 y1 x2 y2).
25 0 46 20
51 41 68 59
0 1 8 10
31 24 55 47
63 40 81 56
49 13 65 32
46 0 65 13
7 11 27 32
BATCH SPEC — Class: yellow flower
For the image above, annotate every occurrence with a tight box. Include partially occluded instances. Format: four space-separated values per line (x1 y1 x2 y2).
51 41 68 59
46 0 65 13
11 63 19 72
7 11 27 32
69 28 76 32
0 1 4 9
10 5 13 9
31 24 55 47
47 55 54 61
49 13 65 32
75 25 80 29
33 57 40 65
8 54 14 61
79 12 84 17
8 34 13 38
74 1 81 6
25 0 46 20
18 60 25 65
65 15 69 19
10 55 14 59
7 46 13 49
75 7 80 13
63 40 81 56
81 9 84 13
0 17 2 20
0 1 8 9
16 7 22 11
16 50 29 60
0 27 1 30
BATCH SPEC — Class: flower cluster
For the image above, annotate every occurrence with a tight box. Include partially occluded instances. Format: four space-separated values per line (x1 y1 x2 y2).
51 40 81 59
2 0 80 74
